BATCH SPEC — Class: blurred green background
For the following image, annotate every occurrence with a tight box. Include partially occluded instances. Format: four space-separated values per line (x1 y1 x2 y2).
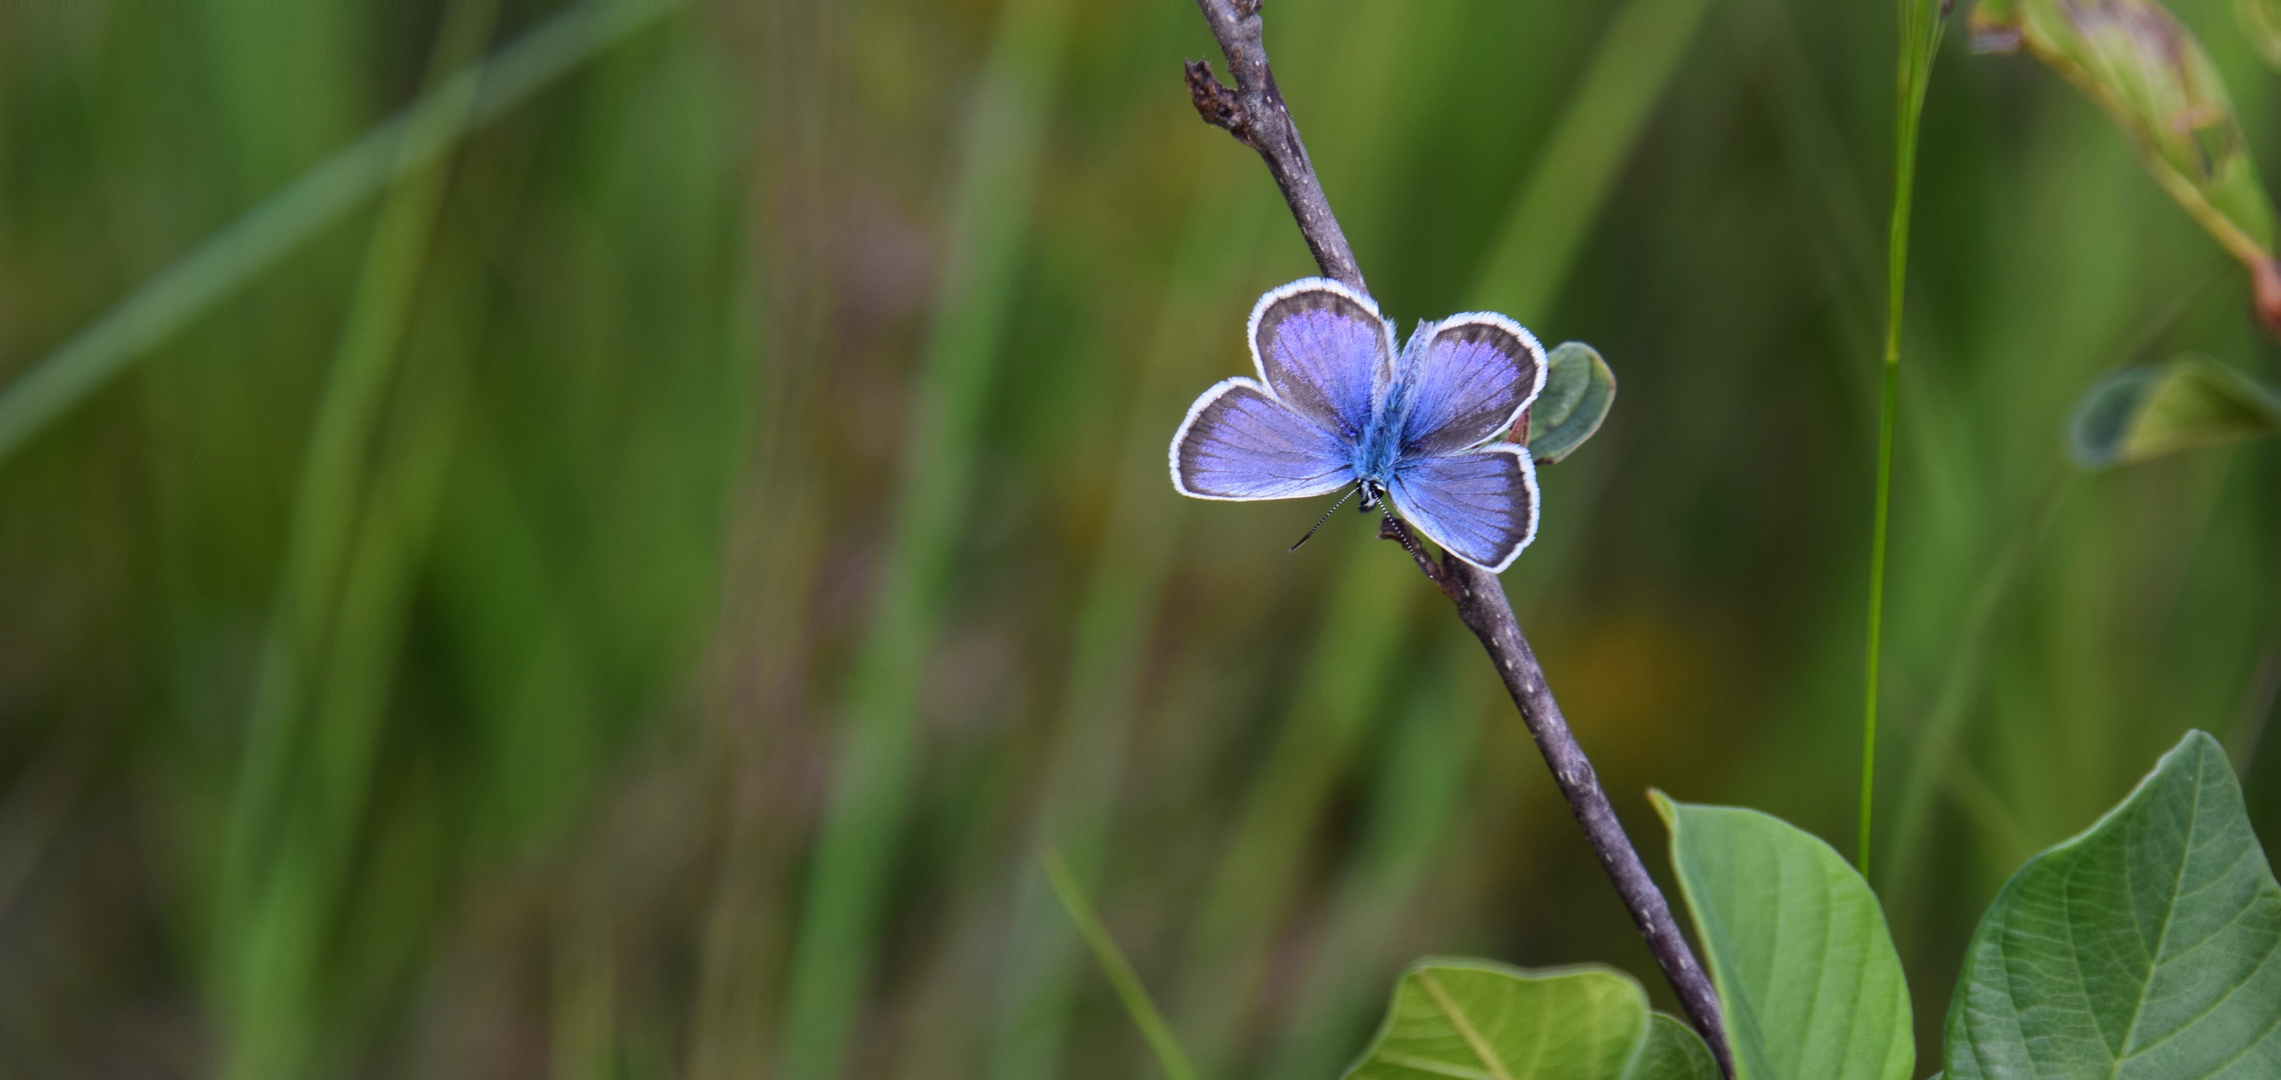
1 0 2278 1076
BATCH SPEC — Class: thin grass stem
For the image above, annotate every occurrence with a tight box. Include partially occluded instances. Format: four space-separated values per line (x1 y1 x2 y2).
1860 0 1947 875
1042 847 1201 1080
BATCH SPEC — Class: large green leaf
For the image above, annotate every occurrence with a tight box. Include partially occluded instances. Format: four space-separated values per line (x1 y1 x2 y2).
1654 795 1912 1080
1971 0 2281 332
2068 354 2281 467
1943 730 2281 1078
1341 959 1715 1080
1525 342 1617 465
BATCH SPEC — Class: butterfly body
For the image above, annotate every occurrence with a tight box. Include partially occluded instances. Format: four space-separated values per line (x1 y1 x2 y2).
1170 278 1548 572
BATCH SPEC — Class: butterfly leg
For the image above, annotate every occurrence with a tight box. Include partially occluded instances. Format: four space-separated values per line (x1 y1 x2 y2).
1378 512 1462 600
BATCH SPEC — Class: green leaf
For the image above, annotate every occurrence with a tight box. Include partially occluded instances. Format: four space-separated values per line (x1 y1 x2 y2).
1971 0 2281 330
1942 730 2281 1079
1653 794 1913 1080
1627 1015 1721 1080
1341 958 1714 1080
2068 354 2281 467
1526 342 1617 465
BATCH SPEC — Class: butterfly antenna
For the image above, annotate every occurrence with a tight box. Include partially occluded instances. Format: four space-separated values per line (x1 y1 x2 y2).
1289 483 1361 552
1380 510 1428 564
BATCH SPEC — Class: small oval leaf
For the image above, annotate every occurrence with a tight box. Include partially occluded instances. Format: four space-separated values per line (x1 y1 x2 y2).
1942 731 2281 1078
2067 354 2281 467
1654 795 1913 1080
1342 959 1713 1080
1526 342 1616 465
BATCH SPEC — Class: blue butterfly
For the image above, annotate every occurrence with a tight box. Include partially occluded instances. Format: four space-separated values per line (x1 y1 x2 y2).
1169 278 1547 572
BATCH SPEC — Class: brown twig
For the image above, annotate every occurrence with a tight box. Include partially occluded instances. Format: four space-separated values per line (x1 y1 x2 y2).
1186 2 1733 1074
1182 7 1365 294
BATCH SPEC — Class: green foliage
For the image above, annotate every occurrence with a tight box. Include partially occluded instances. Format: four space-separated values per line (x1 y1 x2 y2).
0 0 681 465
1465 0 1715 317
1971 0 2281 329
2239 0 2281 68
1526 342 1616 465
7 0 2281 1074
215 1 503 1069
776 0 1077 1074
1042 847 1200 1080
1330 736 2281 1080
1944 731 2281 1078
1340 960 1714 1080
2069 354 2281 467
1654 795 1912 1080
1632 1017 1722 1080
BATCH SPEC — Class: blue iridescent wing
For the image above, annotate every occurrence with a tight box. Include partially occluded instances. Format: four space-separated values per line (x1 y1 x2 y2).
1169 377 1358 500
1386 444 1539 572
1397 313 1547 456
1248 278 1395 441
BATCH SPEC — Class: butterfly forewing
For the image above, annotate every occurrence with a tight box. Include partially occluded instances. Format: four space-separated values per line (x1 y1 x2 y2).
1169 378 1359 500
1398 314 1546 457
1386 445 1539 572
1249 278 1394 441
1174 278 1550 572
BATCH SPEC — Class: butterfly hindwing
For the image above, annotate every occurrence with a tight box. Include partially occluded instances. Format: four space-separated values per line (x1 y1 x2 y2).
1249 277 1395 441
1170 377 1359 500
1176 278 1551 571
1386 444 1539 572
1398 313 1547 456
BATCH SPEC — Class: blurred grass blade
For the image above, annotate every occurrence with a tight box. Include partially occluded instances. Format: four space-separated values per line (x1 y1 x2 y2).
214 1 500 1075
553 902 619 1080
1258 638 1489 1080
1972 0 2281 332
2239 0 2281 67
983 184 1273 1080
1942 731 2281 1077
0 720 102 925
1874 467 2069 906
773 0 1074 1076
1466 0 1717 317
1340 959 1714 1080
1527 342 1617 465
227 339 471 1080
0 0 681 467
1042 847 1200 1080
2067 354 2281 467
1169 550 1422 1071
